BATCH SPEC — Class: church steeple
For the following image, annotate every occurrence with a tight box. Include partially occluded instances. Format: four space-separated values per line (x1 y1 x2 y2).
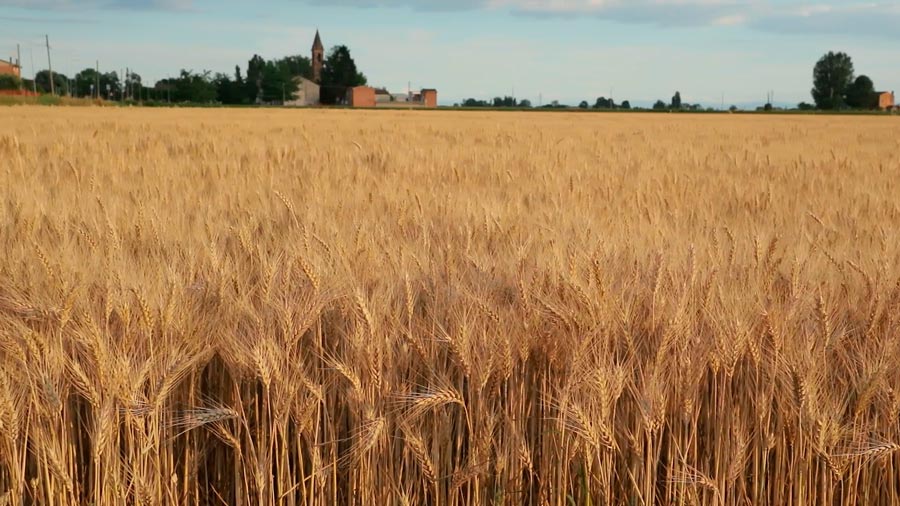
312 30 324 83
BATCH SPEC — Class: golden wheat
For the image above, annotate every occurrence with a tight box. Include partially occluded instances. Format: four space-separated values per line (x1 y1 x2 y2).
1 106 899 505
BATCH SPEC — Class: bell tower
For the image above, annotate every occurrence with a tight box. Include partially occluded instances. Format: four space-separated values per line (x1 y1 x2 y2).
311 30 324 83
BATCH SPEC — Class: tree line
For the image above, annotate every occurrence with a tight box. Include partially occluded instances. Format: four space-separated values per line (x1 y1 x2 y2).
2 49 890 111
1 45 367 105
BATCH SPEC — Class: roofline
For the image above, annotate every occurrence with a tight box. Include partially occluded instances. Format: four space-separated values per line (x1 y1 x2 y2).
0 58 20 67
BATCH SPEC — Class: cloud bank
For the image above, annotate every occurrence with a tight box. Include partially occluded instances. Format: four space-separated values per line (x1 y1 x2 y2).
313 0 900 37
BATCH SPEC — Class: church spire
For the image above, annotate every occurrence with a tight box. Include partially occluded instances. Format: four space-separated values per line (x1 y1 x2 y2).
311 30 324 83
312 29 323 51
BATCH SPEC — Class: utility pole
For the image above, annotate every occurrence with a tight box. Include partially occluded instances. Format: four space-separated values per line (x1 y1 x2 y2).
16 44 21 89
96 60 100 100
29 48 36 93
45 35 55 95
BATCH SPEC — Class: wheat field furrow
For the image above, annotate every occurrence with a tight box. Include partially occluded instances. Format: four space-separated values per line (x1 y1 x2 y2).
1 106 900 505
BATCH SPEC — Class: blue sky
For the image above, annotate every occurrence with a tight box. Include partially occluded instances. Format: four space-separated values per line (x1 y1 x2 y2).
1 0 898 107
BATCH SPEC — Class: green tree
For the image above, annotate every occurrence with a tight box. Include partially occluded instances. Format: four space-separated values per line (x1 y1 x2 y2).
671 91 682 109
214 66 246 104
579 100 589 109
519 99 532 108
797 102 815 111
621 100 631 109
275 55 312 80
245 54 266 103
593 97 612 109
846 75 876 109
34 70 70 95
156 70 217 103
811 51 854 110
74 69 122 99
321 45 367 88
260 60 299 103
653 100 667 110
0 74 22 90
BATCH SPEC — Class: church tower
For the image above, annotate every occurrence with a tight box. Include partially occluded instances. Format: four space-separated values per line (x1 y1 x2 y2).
311 30 324 83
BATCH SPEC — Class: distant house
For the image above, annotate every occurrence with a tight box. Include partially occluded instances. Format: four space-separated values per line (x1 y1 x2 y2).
347 86 376 107
0 58 21 77
421 89 438 108
374 88 392 104
876 91 895 110
285 76 320 107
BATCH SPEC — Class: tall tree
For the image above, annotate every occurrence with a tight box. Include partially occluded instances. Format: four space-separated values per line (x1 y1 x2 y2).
260 60 299 103
276 55 312 80
671 91 682 109
74 69 121 99
34 70 69 95
321 45 367 88
846 75 876 109
213 72 245 105
245 54 266 103
811 51 854 110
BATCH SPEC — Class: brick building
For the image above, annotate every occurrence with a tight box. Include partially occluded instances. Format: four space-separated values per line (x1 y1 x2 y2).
421 89 438 108
876 91 895 110
346 86 376 107
0 58 21 77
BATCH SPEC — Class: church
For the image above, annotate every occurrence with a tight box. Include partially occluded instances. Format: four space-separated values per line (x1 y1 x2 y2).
285 30 437 108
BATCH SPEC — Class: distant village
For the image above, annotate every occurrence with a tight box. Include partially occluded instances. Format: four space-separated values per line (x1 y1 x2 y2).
0 30 438 108
1 40 895 112
287 30 437 108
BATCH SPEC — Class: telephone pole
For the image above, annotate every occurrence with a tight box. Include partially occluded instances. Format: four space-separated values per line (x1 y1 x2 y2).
45 35 55 95
16 44 21 89
96 60 100 100
29 48 36 93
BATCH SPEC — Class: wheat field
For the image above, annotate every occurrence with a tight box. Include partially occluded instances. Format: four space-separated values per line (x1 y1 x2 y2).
1 106 900 505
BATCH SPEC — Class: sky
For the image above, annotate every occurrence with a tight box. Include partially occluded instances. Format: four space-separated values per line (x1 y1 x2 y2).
1 0 898 107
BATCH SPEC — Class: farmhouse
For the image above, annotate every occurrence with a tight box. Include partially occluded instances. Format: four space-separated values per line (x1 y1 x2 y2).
876 91 894 110
0 57 21 77
285 77 320 107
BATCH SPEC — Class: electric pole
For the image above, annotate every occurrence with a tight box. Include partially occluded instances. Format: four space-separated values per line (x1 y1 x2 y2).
29 48 36 93
16 44 21 90
45 35 55 95
96 60 100 100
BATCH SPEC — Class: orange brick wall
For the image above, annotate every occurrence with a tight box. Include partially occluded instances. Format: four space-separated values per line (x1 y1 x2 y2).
878 92 895 110
348 86 376 108
0 61 20 77
422 89 437 108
